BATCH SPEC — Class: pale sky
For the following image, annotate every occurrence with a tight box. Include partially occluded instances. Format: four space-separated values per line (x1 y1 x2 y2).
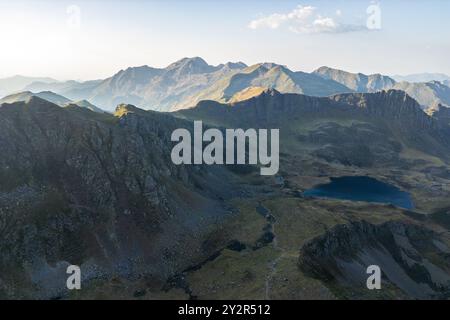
0 0 449 80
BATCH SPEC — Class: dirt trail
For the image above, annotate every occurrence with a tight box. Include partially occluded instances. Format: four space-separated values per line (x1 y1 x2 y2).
259 203 284 300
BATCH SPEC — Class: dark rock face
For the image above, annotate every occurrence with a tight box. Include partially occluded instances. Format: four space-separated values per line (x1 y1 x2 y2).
0 97 240 298
299 220 450 299
180 89 450 166
305 122 402 167
332 90 435 129
432 105 450 126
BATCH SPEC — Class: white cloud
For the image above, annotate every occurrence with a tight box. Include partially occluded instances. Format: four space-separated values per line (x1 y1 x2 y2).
248 5 366 34
313 16 338 32
248 13 288 30
249 5 314 30
286 5 316 21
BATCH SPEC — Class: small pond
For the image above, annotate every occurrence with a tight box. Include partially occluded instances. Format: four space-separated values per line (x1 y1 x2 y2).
303 176 414 210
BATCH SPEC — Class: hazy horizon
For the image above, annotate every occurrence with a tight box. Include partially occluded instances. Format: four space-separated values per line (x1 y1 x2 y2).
2 56 450 83
0 0 449 81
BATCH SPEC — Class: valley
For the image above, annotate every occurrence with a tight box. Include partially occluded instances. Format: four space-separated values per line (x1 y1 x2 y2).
1 86 449 299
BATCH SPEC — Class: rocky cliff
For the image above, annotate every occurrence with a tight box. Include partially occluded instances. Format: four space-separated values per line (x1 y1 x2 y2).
299 220 450 299
179 89 450 166
0 97 242 298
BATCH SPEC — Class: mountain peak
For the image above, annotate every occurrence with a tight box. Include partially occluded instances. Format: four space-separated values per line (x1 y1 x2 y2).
123 65 158 72
314 66 396 93
114 103 146 117
166 57 214 75
314 66 360 77
392 81 450 109
314 66 355 75
25 95 50 104
219 61 248 70
256 62 282 70
315 66 333 72
66 99 104 113
242 63 286 76
261 87 282 96
114 65 163 81
3 95 63 113
176 56 207 64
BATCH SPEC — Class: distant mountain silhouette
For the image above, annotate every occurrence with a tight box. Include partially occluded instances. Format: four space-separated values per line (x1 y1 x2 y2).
0 75 56 97
0 91 71 106
393 81 450 110
8 59 450 116
0 91 104 112
85 57 248 111
24 80 103 102
393 73 450 83
29 58 355 112
313 66 396 92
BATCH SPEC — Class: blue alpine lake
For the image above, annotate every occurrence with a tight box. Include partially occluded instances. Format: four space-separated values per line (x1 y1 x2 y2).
303 176 414 210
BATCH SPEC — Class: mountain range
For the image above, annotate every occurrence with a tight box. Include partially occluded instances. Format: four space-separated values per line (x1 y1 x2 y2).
0 91 104 113
24 79 103 101
312 66 450 110
0 75 56 98
392 81 450 111
2 58 450 114
393 73 450 83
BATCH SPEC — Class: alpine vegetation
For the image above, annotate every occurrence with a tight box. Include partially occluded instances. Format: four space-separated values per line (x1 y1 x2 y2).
171 121 279 175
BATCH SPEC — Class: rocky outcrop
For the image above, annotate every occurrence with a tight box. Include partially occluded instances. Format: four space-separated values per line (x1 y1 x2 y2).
332 90 435 128
179 89 450 166
430 104 450 125
299 220 450 299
